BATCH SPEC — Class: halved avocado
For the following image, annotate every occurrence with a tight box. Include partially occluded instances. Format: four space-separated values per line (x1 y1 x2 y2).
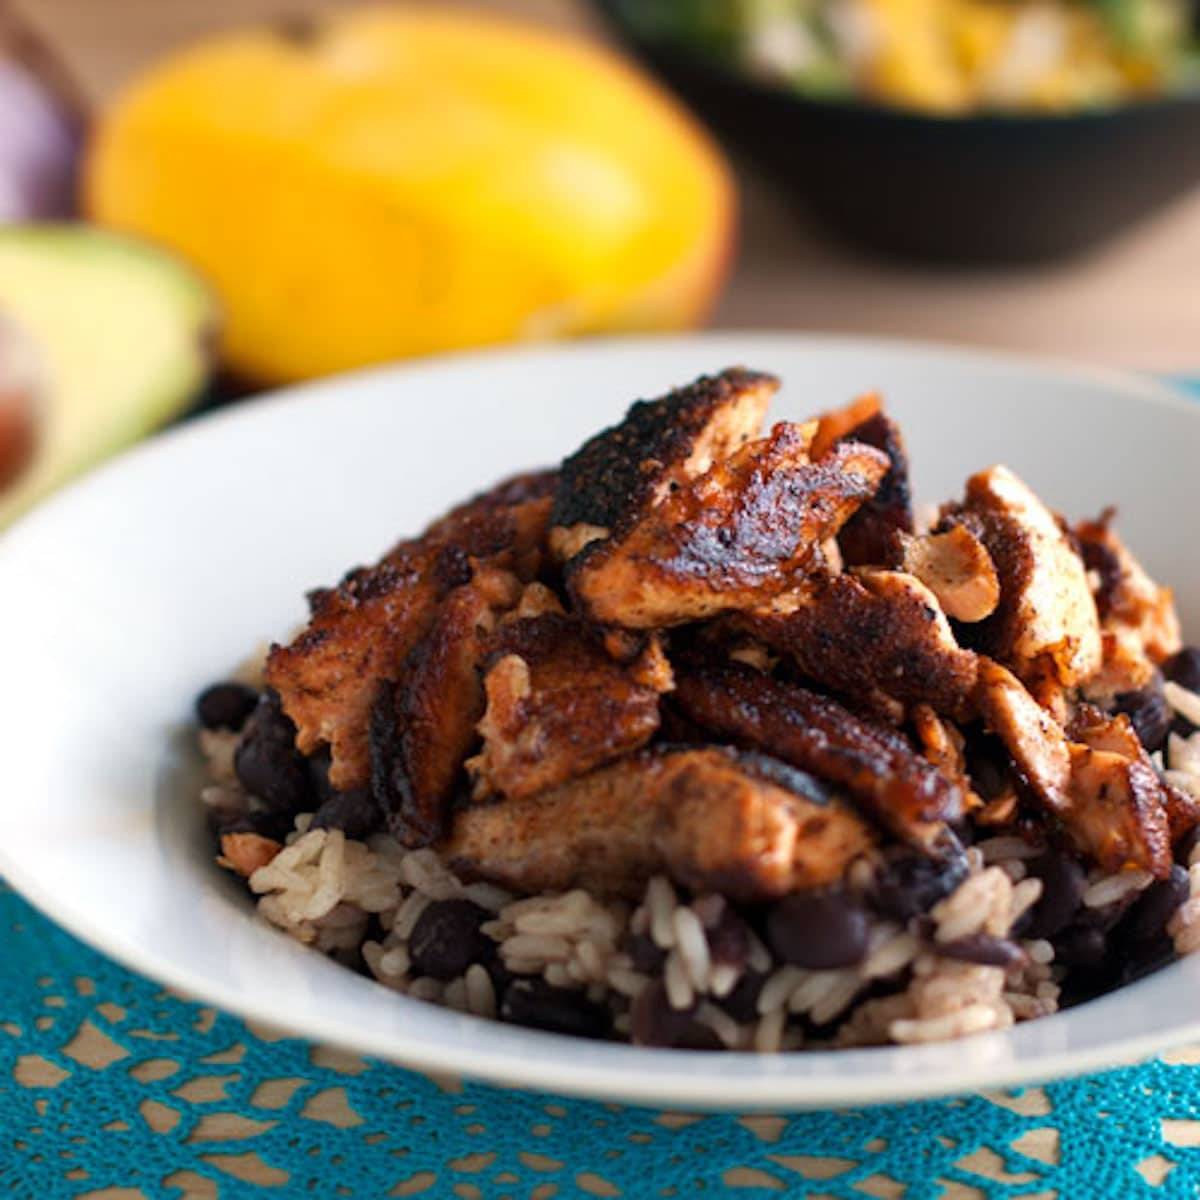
0 224 216 528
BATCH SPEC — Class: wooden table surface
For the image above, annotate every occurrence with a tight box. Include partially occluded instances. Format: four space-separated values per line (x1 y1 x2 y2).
18 0 1200 374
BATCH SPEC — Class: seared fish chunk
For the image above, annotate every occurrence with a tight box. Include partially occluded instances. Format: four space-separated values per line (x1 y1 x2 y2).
371 565 521 846
266 541 452 791
267 471 555 790
467 613 666 802
444 747 875 901
812 393 914 566
424 469 558 539
974 657 1072 805
1075 510 1182 700
550 367 777 562
941 466 1101 693
672 662 965 850
741 569 979 721
975 659 1173 877
569 426 889 628
422 468 558 582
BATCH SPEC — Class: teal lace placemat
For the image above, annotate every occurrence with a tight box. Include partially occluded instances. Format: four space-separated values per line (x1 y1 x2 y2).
4 377 1200 1200
5 882 1200 1199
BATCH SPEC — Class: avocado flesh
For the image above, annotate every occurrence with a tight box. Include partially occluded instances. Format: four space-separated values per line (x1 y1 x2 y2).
0 224 216 528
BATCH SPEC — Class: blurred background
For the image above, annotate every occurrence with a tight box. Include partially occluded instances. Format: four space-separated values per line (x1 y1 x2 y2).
1 0 1198 526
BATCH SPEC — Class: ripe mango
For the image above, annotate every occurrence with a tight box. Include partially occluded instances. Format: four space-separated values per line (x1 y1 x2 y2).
85 9 735 383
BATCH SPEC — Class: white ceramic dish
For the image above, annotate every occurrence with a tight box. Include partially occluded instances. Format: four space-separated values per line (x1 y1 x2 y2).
2 333 1200 1110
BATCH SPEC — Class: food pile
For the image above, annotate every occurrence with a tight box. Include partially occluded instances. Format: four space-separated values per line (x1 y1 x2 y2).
198 368 1200 1051
628 0 1197 113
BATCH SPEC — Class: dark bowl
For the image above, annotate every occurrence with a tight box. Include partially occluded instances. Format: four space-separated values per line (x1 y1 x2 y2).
593 0 1200 264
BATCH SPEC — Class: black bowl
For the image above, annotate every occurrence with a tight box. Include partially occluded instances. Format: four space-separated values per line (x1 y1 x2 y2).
593 0 1200 264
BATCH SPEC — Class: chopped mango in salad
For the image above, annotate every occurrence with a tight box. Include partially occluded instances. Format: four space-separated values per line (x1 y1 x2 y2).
627 0 1197 113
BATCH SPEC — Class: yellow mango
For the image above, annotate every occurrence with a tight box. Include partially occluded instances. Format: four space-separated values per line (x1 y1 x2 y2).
85 9 735 383
862 0 970 112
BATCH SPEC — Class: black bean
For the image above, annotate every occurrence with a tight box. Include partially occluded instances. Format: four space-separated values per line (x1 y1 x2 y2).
1114 672 1172 754
937 934 1026 968
233 692 313 813
408 899 493 981
1176 826 1200 868
196 682 259 732
311 789 382 840
1053 924 1108 969
1023 852 1087 939
1172 715 1199 741
1076 899 1129 935
501 979 612 1040
676 1024 724 1051
718 971 765 1024
625 932 667 974
628 981 720 1049
766 891 870 969
210 806 294 843
1120 865 1190 942
690 893 726 929
485 956 516 997
1164 647 1200 694
307 751 337 808
706 907 751 969
1118 932 1177 985
869 849 969 922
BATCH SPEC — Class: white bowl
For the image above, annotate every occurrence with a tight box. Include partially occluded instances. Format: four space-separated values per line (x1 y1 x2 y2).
2 332 1199 1110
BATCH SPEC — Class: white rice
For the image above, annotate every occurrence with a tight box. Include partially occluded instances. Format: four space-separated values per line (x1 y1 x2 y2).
672 907 712 991
1166 680 1200 728
205 681 1200 1053
976 836 1045 863
232 817 1063 1051
1082 869 1154 909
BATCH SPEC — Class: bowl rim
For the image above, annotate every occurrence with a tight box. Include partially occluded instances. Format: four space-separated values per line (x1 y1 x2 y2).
5 330 1200 1110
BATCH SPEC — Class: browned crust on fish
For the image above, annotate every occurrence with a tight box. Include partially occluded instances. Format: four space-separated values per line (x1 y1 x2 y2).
468 613 665 801
444 747 875 901
941 466 1101 690
671 661 964 849
830 408 914 566
738 570 979 721
550 367 777 551
218 832 282 877
976 661 1172 876
267 472 555 790
371 566 521 846
567 429 889 628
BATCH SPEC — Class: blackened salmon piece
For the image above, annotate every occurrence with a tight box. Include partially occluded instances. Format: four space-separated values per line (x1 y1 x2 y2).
672 661 964 850
371 565 521 846
812 394 913 567
268 542 453 791
738 569 979 722
940 465 1101 692
422 468 558 581
567 428 889 629
266 474 555 791
976 659 1173 878
550 367 777 562
1074 511 1182 701
444 746 875 902
468 613 665 801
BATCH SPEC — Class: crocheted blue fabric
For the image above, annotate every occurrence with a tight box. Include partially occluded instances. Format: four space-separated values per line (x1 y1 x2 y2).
5 882 1200 1200
4 377 1200 1200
